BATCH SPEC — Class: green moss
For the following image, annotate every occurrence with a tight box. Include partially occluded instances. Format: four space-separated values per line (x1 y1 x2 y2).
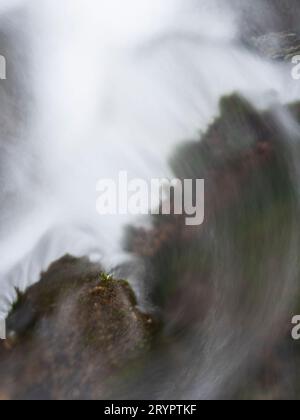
10 288 25 313
99 272 113 283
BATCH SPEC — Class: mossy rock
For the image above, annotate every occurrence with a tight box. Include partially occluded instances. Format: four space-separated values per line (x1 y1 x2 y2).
125 95 300 399
0 256 157 400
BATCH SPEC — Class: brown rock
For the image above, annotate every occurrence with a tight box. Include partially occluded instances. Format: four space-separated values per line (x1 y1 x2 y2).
0 256 157 400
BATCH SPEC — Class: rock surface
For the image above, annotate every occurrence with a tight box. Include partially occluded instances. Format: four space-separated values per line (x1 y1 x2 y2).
126 95 300 399
0 256 156 400
251 31 300 61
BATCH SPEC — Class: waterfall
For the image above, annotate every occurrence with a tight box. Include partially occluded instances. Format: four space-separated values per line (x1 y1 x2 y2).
0 0 299 399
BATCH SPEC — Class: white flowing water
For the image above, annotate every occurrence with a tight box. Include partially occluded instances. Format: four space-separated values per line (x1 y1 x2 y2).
0 0 300 399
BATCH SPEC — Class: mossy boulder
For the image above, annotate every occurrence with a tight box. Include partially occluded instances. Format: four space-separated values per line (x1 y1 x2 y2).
0 256 156 400
126 95 299 324
125 95 300 399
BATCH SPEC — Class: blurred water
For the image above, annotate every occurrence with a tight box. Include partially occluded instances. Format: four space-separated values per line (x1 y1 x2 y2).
0 0 300 399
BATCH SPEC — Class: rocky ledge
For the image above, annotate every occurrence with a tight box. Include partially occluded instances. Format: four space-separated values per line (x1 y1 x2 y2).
0 256 156 400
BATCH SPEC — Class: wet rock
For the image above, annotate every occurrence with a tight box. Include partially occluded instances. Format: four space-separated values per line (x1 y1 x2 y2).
233 1 300 46
126 95 299 321
250 31 300 61
0 256 157 400
125 95 300 398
